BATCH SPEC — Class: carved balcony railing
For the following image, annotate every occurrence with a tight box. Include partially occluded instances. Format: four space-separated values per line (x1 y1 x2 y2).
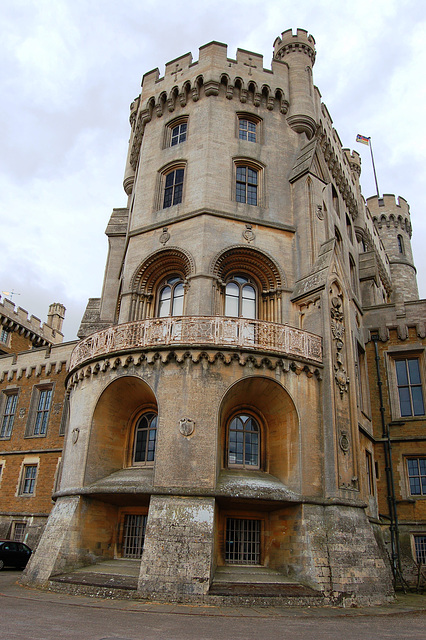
70 316 322 370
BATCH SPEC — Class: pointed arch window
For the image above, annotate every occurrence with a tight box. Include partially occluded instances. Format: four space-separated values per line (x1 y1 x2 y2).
228 414 260 468
397 235 405 254
225 276 256 319
133 412 157 465
158 277 185 317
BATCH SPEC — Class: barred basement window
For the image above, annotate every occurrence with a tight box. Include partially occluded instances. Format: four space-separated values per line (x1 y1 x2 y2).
225 518 261 565
122 514 147 558
0 391 18 438
414 535 426 564
11 521 26 542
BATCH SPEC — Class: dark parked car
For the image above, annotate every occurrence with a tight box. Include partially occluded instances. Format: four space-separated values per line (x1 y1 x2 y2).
0 540 32 570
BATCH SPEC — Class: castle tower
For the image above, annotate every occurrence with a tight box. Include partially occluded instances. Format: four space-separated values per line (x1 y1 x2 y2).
273 29 317 139
367 195 419 302
24 32 393 605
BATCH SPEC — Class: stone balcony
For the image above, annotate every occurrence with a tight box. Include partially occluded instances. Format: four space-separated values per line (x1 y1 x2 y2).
69 316 322 371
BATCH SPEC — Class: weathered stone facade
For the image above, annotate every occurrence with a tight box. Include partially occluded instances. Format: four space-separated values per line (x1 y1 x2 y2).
19 29 425 604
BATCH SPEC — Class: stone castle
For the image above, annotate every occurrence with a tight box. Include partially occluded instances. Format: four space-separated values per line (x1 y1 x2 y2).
10 29 424 604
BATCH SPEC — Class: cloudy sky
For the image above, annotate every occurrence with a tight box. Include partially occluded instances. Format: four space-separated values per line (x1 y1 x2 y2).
1 0 425 340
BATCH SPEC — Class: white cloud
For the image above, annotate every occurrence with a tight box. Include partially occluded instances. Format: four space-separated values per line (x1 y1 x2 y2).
1 0 425 339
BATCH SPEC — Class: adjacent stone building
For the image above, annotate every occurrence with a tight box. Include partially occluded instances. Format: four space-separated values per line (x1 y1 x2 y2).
0 299 74 548
18 30 425 603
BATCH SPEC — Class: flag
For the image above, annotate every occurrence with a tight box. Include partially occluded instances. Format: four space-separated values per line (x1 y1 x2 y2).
356 134 370 145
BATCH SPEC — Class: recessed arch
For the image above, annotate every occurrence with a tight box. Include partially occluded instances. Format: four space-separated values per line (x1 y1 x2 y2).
210 245 285 322
129 247 195 320
85 376 158 485
218 376 300 488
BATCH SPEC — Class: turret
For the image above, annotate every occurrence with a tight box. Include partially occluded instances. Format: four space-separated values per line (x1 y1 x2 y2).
46 302 66 334
367 194 419 301
273 29 316 139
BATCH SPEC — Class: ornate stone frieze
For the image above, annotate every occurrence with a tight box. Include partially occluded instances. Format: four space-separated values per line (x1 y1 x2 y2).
69 316 322 371
66 347 322 391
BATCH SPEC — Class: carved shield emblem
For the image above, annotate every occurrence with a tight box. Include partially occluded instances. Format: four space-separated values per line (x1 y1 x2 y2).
179 418 195 437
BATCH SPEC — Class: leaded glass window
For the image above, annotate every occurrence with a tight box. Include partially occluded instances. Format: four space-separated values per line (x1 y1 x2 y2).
133 412 157 464
236 166 258 205
163 168 184 208
228 414 260 468
407 458 426 496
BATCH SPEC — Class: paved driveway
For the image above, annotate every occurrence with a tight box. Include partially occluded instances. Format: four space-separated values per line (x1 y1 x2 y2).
1 569 426 640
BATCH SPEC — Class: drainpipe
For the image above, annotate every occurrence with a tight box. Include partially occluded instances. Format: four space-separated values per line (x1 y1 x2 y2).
371 334 401 581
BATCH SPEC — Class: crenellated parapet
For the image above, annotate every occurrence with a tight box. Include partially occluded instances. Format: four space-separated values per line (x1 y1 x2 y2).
0 297 65 347
367 194 418 302
126 42 291 176
343 149 361 179
273 28 316 66
368 194 412 237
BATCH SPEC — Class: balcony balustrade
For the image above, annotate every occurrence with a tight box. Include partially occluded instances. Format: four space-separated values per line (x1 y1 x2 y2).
70 316 322 370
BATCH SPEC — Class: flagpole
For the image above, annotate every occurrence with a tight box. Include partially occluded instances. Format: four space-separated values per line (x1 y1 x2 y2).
368 137 380 199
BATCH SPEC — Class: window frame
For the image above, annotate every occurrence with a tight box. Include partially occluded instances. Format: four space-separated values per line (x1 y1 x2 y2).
157 161 187 211
226 411 262 470
412 534 426 565
224 275 257 320
163 115 189 149
395 357 425 417
0 328 10 346
157 275 185 317
19 464 38 496
0 389 19 439
131 410 158 467
25 383 54 438
406 457 426 497
386 349 425 421
233 158 265 207
236 113 262 144
11 521 26 542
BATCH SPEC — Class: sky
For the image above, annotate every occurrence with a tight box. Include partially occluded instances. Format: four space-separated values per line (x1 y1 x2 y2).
1 0 425 340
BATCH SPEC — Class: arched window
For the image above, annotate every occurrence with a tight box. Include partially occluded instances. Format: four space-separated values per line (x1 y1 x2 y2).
133 412 157 464
225 276 256 318
228 414 260 468
158 277 184 317
397 234 405 254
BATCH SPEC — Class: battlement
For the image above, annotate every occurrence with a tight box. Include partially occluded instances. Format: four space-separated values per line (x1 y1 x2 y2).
139 39 290 102
273 29 316 65
367 194 410 217
343 148 361 176
0 297 64 345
